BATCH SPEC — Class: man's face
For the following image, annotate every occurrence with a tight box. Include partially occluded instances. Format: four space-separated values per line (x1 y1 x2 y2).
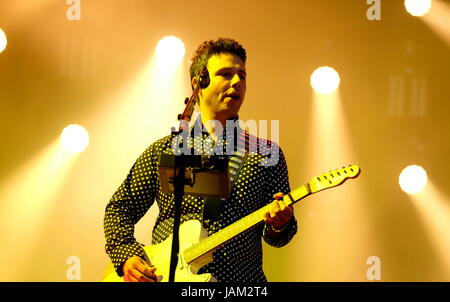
196 52 247 121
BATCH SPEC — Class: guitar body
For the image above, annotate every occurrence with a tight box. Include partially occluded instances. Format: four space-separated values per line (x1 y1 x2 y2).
103 220 216 282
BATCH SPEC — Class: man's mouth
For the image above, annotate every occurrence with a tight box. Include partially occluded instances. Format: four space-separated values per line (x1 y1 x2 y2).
224 94 240 100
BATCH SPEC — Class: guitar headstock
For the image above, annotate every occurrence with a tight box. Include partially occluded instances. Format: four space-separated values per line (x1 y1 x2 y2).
309 164 361 193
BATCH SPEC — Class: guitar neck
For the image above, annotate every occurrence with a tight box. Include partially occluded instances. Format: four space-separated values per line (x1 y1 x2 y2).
183 184 311 263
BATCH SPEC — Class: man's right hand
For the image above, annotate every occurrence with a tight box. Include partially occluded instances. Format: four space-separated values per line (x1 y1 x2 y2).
122 256 160 282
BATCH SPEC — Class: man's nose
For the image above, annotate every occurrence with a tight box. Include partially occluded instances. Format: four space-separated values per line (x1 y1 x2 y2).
230 73 243 88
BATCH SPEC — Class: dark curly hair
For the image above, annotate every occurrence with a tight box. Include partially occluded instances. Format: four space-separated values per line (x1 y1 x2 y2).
189 38 247 85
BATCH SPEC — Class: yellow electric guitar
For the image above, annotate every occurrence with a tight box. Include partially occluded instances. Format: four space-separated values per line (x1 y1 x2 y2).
103 164 361 282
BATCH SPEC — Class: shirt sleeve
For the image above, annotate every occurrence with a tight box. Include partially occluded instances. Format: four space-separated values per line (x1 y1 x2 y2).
261 144 298 247
103 140 162 277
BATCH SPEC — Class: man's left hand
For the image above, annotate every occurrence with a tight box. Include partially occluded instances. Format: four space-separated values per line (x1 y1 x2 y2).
263 192 293 232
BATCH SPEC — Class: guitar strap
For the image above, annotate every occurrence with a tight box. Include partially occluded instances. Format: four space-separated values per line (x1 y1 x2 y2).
202 129 250 228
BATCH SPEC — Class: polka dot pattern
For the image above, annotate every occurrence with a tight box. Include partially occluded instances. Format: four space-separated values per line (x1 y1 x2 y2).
104 118 297 282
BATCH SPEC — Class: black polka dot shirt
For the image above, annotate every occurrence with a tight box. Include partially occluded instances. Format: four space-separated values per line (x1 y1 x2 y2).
104 117 298 282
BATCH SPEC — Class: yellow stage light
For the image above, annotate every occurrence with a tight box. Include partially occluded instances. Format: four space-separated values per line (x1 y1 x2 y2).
60 124 90 153
0 28 7 53
405 0 432 16
399 165 428 194
310 66 340 95
155 36 185 72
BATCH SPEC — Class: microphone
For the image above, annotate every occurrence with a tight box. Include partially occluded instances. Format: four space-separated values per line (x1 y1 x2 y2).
178 65 209 123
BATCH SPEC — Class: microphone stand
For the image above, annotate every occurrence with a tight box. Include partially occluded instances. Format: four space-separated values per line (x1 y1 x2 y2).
168 81 202 283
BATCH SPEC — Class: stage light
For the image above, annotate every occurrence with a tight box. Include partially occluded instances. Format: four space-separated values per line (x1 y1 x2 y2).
155 36 185 70
60 124 90 153
310 66 340 95
405 0 432 16
399 165 428 194
0 28 7 53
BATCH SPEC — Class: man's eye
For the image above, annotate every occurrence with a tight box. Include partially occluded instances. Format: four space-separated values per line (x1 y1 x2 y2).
221 72 232 78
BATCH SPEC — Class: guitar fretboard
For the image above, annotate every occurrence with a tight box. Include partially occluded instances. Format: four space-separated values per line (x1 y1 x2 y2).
183 184 311 263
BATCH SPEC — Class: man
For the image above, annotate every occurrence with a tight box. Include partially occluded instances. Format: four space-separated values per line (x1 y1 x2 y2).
104 38 297 282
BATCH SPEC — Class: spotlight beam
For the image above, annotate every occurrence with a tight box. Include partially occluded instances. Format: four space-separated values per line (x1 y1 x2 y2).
0 139 78 281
